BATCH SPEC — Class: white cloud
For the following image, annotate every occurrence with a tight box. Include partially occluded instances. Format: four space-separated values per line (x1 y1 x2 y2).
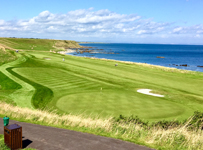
0 8 203 44
195 34 200 38
137 30 147 34
197 30 203 34
173 27 183 33
172 25 203 35
0 20 5 25
0 9 158 36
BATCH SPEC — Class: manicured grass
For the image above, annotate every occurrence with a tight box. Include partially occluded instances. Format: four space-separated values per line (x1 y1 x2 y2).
5 50 203 121
1 38 203 150
0 71 22 105
7 67 53 109
56 91 187 119
0 54 35 108
0 71 21 90
0 49 20 105
1 38 203 121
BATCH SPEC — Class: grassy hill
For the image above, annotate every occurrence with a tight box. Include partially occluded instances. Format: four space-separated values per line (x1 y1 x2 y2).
0 48 17 66
1 38 203 121
1 37 203 149
0 37 82 51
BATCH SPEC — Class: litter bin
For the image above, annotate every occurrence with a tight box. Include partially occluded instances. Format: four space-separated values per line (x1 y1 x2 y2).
3 116 9 126
4 124 22 150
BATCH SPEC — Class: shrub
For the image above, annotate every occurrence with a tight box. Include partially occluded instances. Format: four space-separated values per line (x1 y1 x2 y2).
114 115 148 127
187 111 203 130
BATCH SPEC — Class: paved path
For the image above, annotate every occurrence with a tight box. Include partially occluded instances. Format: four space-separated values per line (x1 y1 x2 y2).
0 118 154 150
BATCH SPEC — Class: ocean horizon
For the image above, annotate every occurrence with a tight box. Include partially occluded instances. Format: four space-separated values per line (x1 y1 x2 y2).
67 43 203 72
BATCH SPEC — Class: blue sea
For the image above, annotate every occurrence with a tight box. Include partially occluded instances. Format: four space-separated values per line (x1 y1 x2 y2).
68 43 203 72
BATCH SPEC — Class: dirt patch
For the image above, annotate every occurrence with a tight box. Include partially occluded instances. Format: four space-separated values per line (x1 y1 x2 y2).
0 43 16 51
0 45 6 52
43 57 51 60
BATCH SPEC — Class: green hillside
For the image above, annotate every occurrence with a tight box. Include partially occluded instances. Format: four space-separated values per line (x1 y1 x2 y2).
1 38 203 150
1 38 203 122
0 39 203 120
0 37 82 51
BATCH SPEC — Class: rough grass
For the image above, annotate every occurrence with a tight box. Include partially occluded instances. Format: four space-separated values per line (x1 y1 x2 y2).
54 40 83 49
0 102 203 150
0 37 82 51
0 49 17 66
0 102 112 131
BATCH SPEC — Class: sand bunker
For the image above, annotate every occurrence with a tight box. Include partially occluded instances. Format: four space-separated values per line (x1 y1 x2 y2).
137 89 164 97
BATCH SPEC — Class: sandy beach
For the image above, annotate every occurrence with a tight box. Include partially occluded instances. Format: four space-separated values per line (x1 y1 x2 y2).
57 49 76 54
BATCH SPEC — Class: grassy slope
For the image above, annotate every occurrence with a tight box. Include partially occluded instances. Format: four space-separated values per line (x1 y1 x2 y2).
10 51 203 121
0 49 17 66
1 38 203 122
0 71 21 105
0 49 21 105
1 38 203 150
0 37 82 51
0 38 82 109
0 54 35 108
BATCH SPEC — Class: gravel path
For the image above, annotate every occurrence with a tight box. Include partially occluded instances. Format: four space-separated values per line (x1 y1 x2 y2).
0 118 154 150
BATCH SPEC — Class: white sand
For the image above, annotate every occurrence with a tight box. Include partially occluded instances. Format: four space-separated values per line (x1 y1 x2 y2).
137 89 164 97
58 49 76 54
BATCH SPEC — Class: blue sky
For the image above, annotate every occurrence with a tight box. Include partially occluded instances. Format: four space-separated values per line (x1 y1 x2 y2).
0 0 203 44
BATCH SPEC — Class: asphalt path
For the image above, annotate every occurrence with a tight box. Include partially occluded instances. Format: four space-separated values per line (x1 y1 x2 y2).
0 118 154 150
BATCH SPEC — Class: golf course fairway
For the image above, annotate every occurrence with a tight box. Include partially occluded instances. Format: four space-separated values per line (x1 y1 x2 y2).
1 38 203 122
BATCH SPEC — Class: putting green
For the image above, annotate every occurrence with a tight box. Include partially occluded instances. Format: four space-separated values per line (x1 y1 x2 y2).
56 91 189 119
13 66 191 120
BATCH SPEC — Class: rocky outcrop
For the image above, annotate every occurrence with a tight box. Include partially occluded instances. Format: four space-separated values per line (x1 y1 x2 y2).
180 64 188 67
156 56 165 58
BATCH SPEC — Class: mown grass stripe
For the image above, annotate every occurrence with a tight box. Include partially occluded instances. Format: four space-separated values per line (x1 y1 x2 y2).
2 51 202 121
7 67 53 109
